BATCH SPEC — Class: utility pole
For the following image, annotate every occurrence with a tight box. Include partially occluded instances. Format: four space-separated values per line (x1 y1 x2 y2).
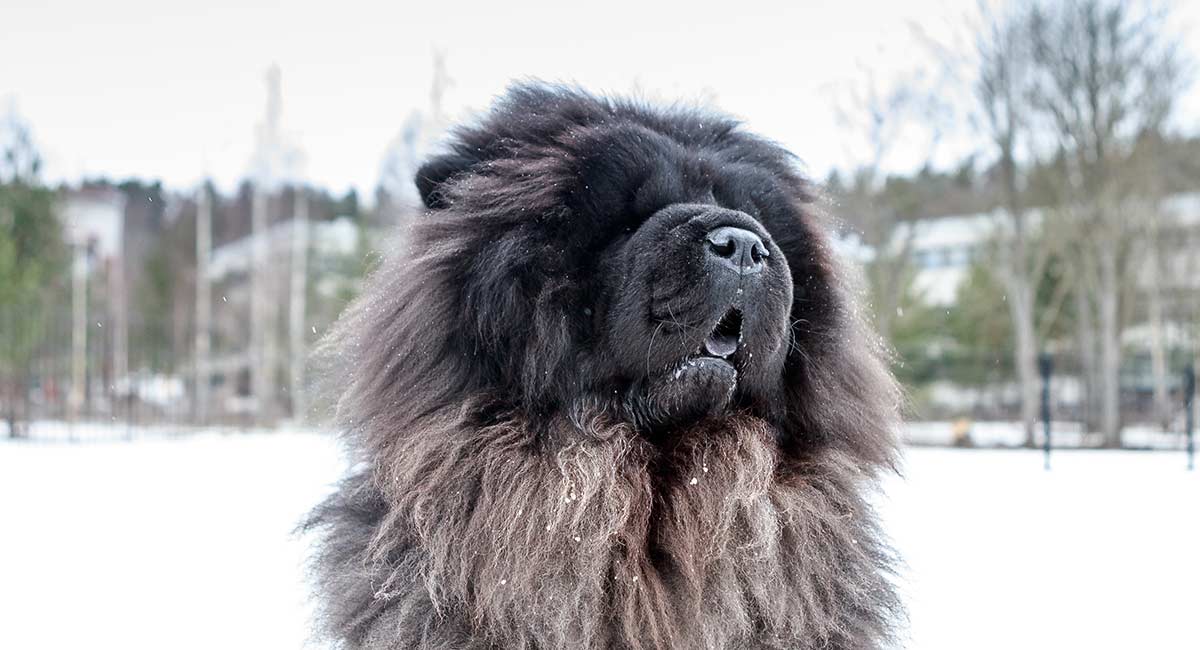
110 249 128 438
288 187 309 424
194 184 212 426
250 186 272 425
68 245 88 440
245 64 301 427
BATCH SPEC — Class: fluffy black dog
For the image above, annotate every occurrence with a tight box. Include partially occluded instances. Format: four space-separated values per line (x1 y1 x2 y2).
307 83 903 649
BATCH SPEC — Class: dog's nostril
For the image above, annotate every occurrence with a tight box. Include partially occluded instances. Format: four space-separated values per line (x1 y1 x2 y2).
750 242 769 264
709 238 736 259
705 227 768 273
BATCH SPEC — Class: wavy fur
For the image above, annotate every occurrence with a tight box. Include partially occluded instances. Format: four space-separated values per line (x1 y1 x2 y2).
306 83 903 649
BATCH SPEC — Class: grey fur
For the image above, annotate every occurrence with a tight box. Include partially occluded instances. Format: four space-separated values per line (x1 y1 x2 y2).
305 83 904 649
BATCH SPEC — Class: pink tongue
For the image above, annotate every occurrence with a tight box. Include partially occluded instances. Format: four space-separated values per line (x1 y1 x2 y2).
704 333 738 358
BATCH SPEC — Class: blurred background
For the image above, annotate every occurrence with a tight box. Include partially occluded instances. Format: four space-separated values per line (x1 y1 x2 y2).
2 1 1199 648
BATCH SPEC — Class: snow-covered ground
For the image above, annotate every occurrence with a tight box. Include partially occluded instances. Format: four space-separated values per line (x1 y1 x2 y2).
1 432 1197 649
0 433 344 650
888 448 1198 649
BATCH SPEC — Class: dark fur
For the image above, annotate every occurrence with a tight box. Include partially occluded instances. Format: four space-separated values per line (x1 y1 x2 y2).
306 84 903 649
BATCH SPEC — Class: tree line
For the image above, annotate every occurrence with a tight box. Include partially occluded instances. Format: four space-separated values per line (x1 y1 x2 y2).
0 110 388 435
3 0 1197 445
831 0 1199 447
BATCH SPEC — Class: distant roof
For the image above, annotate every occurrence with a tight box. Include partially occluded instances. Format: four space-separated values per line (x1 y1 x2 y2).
881 191 1200 254
207 217 358 280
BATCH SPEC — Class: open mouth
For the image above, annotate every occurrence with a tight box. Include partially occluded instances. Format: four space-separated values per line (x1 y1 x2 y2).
701 308 742 359
665 308 745 383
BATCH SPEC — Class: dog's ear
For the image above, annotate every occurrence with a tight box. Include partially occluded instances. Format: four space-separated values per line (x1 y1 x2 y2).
415 150 481 210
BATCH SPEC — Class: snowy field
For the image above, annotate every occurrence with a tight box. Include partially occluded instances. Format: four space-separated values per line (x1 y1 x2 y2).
1 431 1197 649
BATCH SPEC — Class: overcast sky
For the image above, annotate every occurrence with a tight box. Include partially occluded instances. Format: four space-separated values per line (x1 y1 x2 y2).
4 0 1200 197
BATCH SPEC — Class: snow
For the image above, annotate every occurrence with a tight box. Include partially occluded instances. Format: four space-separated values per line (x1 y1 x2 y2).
1 431 1197 649
0 432 345 650
888 448 1199 649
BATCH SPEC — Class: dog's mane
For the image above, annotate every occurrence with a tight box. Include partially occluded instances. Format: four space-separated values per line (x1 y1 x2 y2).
306 83 904 650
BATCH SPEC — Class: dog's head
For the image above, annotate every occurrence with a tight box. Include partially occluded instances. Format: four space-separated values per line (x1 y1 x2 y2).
334 83 897 466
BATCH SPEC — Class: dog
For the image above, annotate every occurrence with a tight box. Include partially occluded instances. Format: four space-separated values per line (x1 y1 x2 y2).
306 83 903 649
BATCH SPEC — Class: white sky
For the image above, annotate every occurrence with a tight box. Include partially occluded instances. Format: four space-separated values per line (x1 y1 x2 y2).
4 0 1200 197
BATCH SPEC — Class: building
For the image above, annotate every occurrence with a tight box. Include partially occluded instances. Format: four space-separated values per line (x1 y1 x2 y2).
882 192 1200 308
203 212 359 422
59 187 128 419
840 192 1200 419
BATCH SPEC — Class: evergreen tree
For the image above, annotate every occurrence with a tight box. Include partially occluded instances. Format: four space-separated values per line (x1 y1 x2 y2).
0 110 65 437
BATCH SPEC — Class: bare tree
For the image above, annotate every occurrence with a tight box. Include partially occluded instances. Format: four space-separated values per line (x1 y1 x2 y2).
1143 197 1170 428
194 184 212 425
833 69 947 343
1124 134 1175 430
1025 0 1185 446
971 1 1054 447
288 188 309 423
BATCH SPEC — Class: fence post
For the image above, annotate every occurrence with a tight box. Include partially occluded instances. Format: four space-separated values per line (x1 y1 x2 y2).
1039 353 1053 471
1185 365 1195 472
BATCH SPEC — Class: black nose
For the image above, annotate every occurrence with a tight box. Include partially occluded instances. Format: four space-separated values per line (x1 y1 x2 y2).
705 226 769 274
